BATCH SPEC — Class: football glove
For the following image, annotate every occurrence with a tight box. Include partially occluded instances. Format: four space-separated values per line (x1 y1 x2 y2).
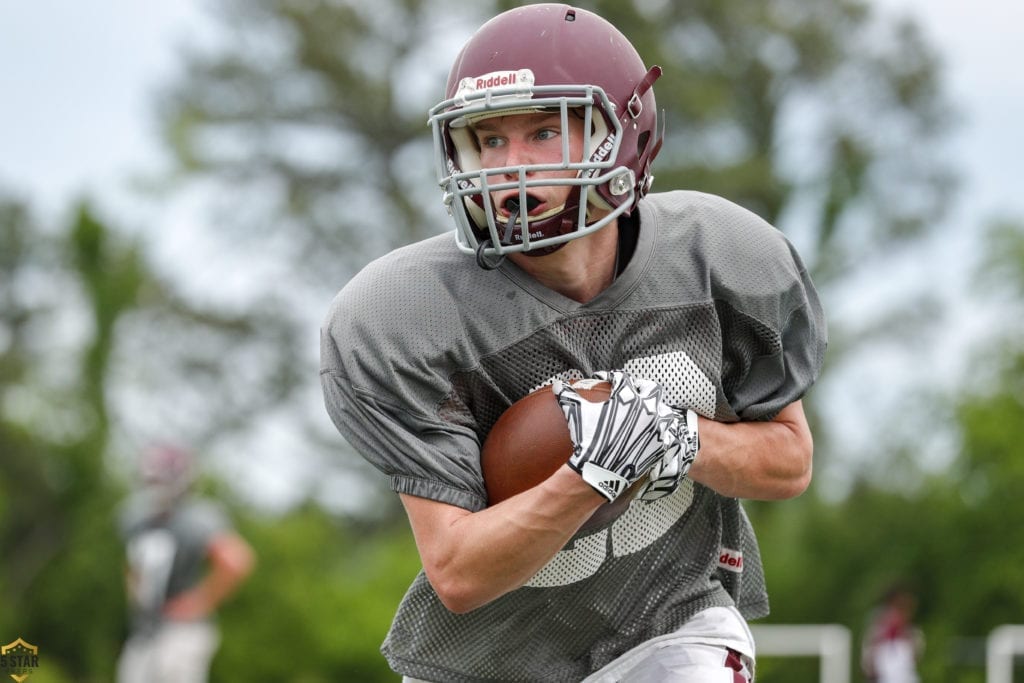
638 407 699 501
553 370 682 502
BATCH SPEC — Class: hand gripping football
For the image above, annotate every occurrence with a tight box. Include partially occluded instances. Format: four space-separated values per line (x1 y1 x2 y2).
481 379 642 535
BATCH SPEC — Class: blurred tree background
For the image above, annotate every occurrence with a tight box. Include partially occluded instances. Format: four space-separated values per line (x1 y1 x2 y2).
1 0 1021 681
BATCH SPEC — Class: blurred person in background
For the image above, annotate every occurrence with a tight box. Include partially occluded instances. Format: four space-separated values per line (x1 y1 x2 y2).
115 445 255 683
861 582 924 683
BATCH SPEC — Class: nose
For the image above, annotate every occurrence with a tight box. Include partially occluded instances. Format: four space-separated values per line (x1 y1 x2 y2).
501 140 533 178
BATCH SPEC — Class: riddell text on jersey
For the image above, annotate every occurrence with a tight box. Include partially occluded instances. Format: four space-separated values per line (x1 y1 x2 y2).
718 548 744 572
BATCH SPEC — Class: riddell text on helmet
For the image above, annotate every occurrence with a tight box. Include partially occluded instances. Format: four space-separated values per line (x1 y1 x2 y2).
474 72 518 89
458 69 535 94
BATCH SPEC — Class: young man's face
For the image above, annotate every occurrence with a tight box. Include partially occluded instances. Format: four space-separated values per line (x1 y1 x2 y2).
470 111 586 227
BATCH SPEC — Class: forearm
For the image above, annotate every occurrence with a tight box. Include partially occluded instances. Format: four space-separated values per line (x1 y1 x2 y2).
688 400 813 500
402 465 604 613
192 563 250 607
163 533 255 619
165 573 239 618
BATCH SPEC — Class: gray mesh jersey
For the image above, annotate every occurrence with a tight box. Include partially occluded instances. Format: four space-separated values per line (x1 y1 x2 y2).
320 190 827 682
118 495 230 635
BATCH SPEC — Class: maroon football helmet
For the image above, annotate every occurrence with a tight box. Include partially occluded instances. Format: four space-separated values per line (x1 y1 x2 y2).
428 4 663 266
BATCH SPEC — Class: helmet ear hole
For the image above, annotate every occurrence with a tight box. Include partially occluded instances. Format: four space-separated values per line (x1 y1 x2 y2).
637 131 651 157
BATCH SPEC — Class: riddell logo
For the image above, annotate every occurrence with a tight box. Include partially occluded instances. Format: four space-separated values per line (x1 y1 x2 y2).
589 134 616 163
717 548 744 573
583 134 617 179
475 72 518 89
512 229 545 243
454 69 535 106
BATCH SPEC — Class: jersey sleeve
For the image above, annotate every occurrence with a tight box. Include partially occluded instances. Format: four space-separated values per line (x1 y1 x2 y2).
706 197 828 420
320 364 486 511
319 259 488 512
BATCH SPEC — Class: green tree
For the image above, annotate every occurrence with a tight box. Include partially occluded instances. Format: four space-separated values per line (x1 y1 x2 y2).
0 196 142 680
540 0 954 276
0 193 323 680
212 504 421 682
927 217 1024 679
746 216 1024 682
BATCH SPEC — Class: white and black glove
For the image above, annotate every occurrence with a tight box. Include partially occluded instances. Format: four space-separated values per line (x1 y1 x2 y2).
553 370 682 502
638 407 699 501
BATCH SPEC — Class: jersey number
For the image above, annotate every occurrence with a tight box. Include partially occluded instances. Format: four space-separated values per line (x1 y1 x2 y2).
525 479 694 588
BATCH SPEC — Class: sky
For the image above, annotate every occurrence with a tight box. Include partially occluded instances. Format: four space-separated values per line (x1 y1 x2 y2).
873 0 1024 229
909 1 1021 224
0 1 209 217
1 0 1022 507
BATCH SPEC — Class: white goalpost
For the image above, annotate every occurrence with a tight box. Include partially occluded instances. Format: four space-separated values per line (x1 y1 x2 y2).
987 625 1024 683
749 624 852 683
748 621 1024 681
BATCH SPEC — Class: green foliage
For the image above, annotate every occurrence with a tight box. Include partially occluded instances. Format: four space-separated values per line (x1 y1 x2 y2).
754 655 820 682
212 507 420 682
0 198 138 681
158 0 462 283
580 0 954 280
747 341 1024 682
977 218 1024 299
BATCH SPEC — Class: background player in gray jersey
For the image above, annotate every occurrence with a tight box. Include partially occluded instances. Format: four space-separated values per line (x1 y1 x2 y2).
116 445 255 683
320 4 826 681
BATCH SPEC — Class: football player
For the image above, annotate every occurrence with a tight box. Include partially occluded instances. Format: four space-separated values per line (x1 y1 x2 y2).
116 446 255 683
320 4 826 681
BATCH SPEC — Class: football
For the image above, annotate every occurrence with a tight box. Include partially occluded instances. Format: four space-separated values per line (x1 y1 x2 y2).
481 379 641 535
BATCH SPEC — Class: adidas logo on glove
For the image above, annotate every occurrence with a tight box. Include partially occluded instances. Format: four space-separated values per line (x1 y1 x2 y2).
582 462 628 502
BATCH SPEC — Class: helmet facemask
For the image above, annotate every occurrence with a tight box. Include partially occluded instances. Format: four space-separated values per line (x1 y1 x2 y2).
429 79 637 268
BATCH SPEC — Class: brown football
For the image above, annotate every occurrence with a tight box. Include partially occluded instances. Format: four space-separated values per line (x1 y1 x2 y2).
481 379 640 535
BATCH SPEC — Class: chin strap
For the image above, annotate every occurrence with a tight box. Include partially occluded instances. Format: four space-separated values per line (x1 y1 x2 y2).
473 188 597 267
501 201 521 245
475 201 522 270
475 239 505 270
